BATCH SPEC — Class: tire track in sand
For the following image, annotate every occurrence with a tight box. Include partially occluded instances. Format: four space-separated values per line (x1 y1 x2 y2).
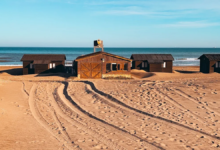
152 87 215 130
29 83 80 150
78 81 220 140
174 88 220 117
55 83 162 150
51 85 128 150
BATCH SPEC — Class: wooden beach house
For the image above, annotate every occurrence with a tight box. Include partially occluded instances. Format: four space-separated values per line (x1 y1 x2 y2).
130 54 174 73
21 54 66 75
198 54 220 73
74 51 132 79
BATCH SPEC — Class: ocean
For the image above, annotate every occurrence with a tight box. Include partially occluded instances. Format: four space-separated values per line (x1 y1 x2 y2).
0 47 220 66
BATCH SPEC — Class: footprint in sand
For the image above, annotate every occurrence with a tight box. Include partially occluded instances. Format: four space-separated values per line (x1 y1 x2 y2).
211 91 218 94
77 139 85 143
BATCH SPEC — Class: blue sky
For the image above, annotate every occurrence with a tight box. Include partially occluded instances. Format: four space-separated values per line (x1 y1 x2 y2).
0 0 220 47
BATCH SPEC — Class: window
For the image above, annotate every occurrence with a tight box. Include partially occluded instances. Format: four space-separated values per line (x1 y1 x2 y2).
162 62 166 68
142 62 145 68
106 63 111 72
142 62 148 68
124 63 128 70
50 63 56 69
216 62 220 68
112 63 117 71
49 63 53 69
145 62 148 68
30 63 34 69
117 64 120 70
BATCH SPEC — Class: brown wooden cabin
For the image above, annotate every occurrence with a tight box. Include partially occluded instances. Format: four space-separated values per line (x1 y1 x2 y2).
198 54 220 73
21 54 66 75
130 54 174 73
74 51 132 79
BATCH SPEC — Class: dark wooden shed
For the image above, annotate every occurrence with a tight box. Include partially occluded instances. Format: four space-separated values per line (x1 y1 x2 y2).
198 54 220 73
74 51 132 79
130 54 174 73
21 54 66 75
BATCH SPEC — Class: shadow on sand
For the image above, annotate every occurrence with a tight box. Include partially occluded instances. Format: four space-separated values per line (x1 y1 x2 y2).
0 68 23 75
175 70 200 74
35 73 73 79
131 72 155 79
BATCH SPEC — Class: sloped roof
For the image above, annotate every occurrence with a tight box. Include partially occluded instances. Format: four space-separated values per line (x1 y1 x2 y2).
75 51 131 61
21 54 66 61
198 54 220 61
130 54 174 63
33 60 51 64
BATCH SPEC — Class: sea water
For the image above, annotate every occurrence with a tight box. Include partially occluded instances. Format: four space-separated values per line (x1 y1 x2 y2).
0 47 220 66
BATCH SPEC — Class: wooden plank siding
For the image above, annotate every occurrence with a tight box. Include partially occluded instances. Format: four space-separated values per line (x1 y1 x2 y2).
209 60 216 73
51 61 65 73
23 61 33 75
132 61 142 70
22 61 65 75
199 57 219 73
200 57 210 73
21 54 66 75
132 60 173 73
161 60 173 73
34 64 49 74
199 54 220 73
149 63 162 72
76 53 131 79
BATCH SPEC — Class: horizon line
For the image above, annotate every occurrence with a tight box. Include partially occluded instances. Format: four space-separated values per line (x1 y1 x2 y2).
0 46 220 48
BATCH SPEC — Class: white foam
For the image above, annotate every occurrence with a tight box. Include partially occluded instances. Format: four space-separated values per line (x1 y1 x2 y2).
175 58 199 61
174 64 199 66
0 65 22 66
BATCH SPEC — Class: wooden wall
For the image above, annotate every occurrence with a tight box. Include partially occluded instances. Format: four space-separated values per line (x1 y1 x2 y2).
34 64 49 74
200 57 220 73
149 63 162 72
133 60 173 73
209 60 216 73
200 57 209 73
132 61 142 70
76 53 131 79
22 60 65 75
214 61 220 73
161 60 173 73
23 61 33 75
51 61 65 73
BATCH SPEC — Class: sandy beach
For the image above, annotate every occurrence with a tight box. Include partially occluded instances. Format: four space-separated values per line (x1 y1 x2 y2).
1 66 220 149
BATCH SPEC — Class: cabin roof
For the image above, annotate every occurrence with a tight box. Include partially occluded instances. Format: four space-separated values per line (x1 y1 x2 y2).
21 54 66 61
130 54 174 63
75 51 132 61
33 60 51 64
198 54 220 61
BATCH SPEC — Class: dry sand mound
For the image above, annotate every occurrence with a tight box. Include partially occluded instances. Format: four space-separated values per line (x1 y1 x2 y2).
0 72 11 76
131 69 155 79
